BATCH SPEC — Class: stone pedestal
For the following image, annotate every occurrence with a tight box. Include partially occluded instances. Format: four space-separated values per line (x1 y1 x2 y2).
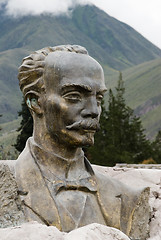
0 161 160 239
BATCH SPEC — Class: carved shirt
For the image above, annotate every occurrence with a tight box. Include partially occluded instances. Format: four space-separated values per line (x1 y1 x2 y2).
31 141 106 232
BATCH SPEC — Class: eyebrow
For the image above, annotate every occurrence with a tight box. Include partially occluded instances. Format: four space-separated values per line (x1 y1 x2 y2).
61 83 107 93
61 83 92 92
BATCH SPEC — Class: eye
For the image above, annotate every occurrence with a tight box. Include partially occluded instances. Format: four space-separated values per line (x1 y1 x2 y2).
96 94 103 105
63 91 81 102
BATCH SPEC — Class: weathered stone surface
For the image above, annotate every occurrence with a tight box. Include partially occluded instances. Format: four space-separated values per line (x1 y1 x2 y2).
0 162 160 239
0 160 150 239
93 165 161 240
0 163 25 228
0 222 130 240
0 222 65 240
64 223 130 240
115 164 161 169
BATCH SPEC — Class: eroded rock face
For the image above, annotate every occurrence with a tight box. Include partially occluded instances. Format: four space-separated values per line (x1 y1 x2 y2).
0 163 25 228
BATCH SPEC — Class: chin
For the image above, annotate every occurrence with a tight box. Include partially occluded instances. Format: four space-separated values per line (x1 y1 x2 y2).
81 133 95 147
68 132 95 147
59 130 95 147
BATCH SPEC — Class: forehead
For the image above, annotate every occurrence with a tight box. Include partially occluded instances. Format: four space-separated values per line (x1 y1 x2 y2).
44 51 106 92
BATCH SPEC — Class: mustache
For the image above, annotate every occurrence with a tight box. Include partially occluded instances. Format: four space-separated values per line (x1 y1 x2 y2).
66 119 100 131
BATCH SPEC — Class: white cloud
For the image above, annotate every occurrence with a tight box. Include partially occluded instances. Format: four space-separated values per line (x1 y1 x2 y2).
0 0 8 8
1 0 90 17
0 0 7 3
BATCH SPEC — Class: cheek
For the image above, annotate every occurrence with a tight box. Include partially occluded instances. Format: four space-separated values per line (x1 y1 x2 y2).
44 95 83 127
45 96 68 114
54 98 69 113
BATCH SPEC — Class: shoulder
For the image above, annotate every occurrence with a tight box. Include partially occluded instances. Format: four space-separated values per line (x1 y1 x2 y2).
15 137 38 178
93 165 150 238
93 165 149 202
94 167 133 197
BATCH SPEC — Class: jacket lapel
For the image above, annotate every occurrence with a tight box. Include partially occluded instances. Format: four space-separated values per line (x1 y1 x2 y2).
15 139 61 230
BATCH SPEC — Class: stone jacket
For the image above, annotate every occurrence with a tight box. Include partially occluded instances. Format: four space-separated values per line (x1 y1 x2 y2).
14 138 149 238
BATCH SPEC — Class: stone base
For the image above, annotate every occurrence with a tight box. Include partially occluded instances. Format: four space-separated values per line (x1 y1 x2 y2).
0 222 130 240
0 161 160 239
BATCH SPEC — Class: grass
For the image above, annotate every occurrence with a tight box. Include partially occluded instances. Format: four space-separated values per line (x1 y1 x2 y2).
123 58 161 108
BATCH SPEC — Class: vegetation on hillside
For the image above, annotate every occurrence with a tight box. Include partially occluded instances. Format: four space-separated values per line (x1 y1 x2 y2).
0 116 19 160
102 58 161 139
0 131 19 160
14 98 33 152
0 115 2 131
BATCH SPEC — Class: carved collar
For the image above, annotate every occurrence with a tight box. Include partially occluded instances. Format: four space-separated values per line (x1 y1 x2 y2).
28 137 97 194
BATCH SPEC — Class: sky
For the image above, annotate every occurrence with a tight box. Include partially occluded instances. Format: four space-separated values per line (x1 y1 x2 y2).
0 0 161 49
91 0 161 49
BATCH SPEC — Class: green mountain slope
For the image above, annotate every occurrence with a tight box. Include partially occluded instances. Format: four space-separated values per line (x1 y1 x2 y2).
0 5 160 68
0 4 161 135
123 58 161 108
72 6 161 67
124 58 161 138
0 48 30 122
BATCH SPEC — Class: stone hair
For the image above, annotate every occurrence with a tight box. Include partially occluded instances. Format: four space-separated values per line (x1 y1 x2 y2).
18 45 88 97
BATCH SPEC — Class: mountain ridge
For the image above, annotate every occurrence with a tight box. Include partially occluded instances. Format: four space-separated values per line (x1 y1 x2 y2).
0 5 161 67
0 4 161 139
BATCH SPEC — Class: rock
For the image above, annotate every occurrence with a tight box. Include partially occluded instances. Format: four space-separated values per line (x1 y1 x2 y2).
0 222 130 240
64 223 130 240
0 161 160 239
0 163 25 228
0 222 65 240
93 165 161 240
115 164 161 169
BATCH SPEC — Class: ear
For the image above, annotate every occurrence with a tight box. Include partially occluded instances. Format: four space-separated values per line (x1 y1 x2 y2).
26 93 43 116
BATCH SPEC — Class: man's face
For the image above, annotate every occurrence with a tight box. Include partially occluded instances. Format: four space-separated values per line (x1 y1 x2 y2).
42 52 106 148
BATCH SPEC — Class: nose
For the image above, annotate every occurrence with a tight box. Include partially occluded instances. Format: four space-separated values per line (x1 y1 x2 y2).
81 96 100 119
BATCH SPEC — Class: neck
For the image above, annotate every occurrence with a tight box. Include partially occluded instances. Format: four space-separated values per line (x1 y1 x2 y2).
31 118 92 181
29 137 89 181
33 133 82 161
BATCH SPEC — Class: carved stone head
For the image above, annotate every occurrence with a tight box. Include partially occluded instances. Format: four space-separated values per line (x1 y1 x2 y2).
18 45 107 147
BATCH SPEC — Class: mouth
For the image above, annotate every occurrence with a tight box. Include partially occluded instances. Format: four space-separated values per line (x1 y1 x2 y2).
66 120 100 132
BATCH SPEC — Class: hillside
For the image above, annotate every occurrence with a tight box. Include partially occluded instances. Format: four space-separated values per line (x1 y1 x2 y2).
0 4 161 138
0 48 30 122
0 5 161 68
103 58 161 139
124 58 161 138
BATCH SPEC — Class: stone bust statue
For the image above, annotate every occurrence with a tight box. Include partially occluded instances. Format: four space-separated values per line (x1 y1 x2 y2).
14 45 149 238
